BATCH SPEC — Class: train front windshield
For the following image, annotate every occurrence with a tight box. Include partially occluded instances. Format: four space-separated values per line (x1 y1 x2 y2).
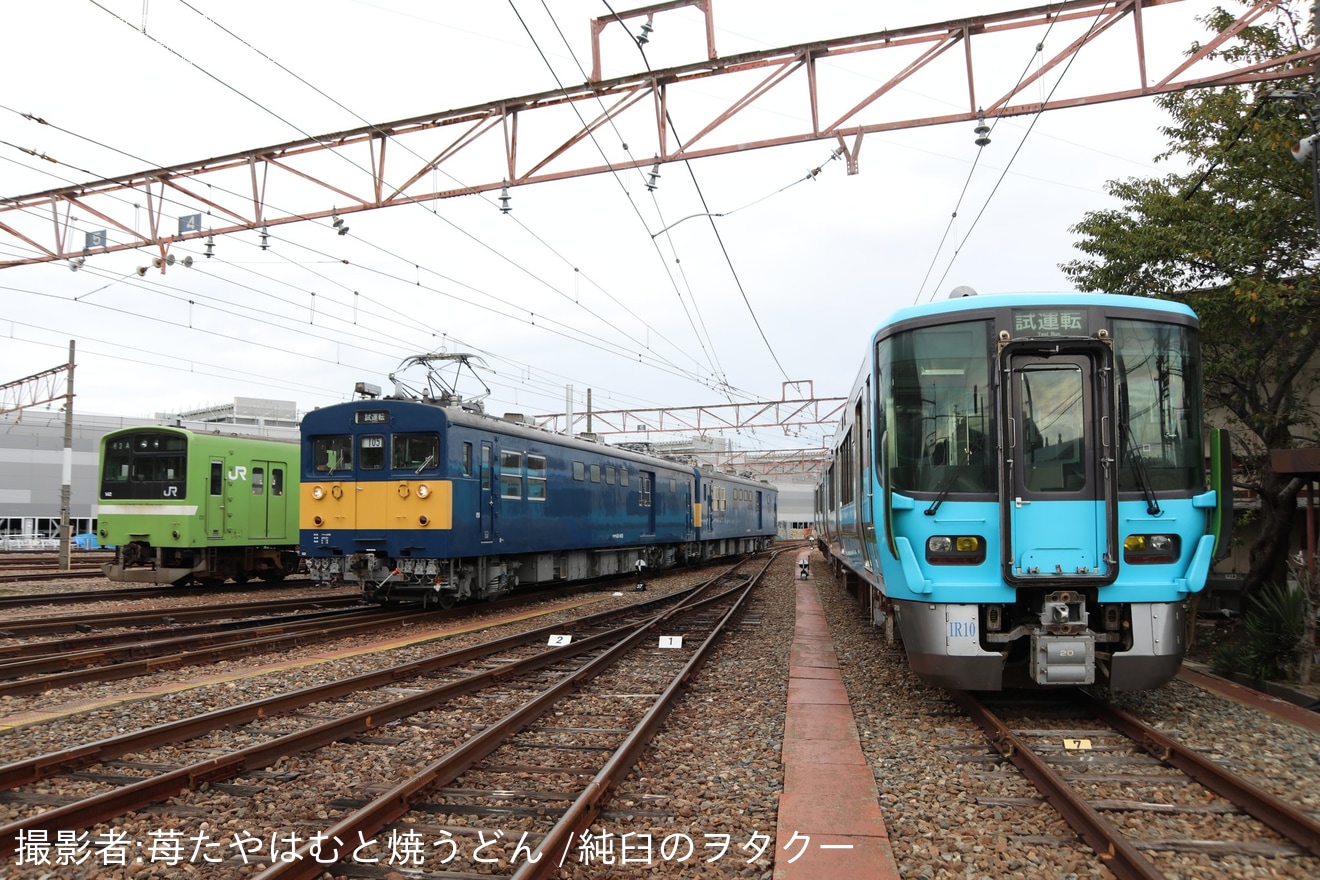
886 321 994 494
1112 318 1203 491
101 432 188 499
882 315 1203 497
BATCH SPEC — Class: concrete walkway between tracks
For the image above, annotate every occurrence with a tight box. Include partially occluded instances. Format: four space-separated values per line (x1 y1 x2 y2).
774 554 901 880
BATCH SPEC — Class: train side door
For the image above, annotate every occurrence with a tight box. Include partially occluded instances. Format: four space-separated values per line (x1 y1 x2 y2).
206 460 225 540
685 479 695 540
1003 347 1114 583
855 386 877 571
640 471 656 535
248 464 268 539
256 461 289 539
479 441 494 543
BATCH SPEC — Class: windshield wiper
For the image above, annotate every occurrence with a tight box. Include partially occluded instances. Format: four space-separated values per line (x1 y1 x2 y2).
415 454 436 474
925 466 966 516
1123 424 1162 516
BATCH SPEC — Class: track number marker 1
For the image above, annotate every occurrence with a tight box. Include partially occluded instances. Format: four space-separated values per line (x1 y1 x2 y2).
658 636 683 649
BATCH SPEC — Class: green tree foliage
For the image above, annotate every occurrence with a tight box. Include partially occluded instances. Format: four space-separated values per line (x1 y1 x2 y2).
1062 3 1320 595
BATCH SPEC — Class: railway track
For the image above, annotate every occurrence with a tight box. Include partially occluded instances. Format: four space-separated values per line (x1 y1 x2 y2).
0 553 114 571
0 594 366 639
0 605 404 697
0 554 773 877
950 689 1320 879
0 579 323 608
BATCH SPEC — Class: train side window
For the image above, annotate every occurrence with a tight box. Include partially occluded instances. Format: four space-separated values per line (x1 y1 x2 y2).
314 436 354 475
620 467 629 487
527 454 547 501
500 450 523 499
252 467 265 495
573 461 585 481
210 461 223 495
272 469 284 496
462 442 473 476
393 432 440 472
606 466 616 485
359 435 385 470
590 464 601 483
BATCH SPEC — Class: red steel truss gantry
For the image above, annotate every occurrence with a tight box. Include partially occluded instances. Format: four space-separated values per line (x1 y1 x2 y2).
0 0 1315 269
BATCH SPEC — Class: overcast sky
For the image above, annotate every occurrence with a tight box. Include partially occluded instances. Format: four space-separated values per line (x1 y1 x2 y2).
0 1 1253 451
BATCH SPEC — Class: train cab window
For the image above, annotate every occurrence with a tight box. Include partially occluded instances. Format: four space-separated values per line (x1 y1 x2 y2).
314 436 354 475
1019 365 1085 492
462 442 473 476
252 467 265 495
573 461 585 481
393 432 440 472
606 466 616 485
102 439 133 487
359 435 386 470
272 469 284 496
1112 319 1203 491
590 464 601 483
639 473 652 507
527 455 547 501
886 320 993 495
500 450 523 499
481 446 491 490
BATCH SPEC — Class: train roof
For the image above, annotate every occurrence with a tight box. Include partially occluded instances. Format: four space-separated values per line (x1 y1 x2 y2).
304 397 720 479
101 424 299 445
876 291 1197 333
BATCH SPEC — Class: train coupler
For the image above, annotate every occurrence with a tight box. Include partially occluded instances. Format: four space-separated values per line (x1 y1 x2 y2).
1030 632 1096 685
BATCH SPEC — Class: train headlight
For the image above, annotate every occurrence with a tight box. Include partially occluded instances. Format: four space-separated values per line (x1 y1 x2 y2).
312 486 324 500
417 484 430 499
1123 533 1179 564
926 535 986 565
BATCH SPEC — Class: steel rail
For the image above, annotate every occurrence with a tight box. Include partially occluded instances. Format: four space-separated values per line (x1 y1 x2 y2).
251 560 765 879
0 594 363 637
0 604 363 664
1082 691 1320 857
0 609 660 859
0 571 724 791
0 568 106 584
0 579 323 608
949 689 1165 880
514 552 773 879
0 606 392 680
0 565 751 857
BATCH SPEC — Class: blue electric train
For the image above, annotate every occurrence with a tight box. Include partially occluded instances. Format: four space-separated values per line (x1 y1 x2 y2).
815 291 1232 691
300 361 777 605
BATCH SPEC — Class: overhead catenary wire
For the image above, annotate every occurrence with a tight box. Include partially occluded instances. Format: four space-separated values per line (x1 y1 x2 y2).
5 6 760 419
601 0 793 386
513 0 731 394
920 5 1109 302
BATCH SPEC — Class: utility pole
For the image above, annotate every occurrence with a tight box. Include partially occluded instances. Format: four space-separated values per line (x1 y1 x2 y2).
58 340 75 571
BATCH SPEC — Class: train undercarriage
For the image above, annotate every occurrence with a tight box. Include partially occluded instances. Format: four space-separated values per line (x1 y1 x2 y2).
307 536 775 607
103 541 302 586
832 555 1184 692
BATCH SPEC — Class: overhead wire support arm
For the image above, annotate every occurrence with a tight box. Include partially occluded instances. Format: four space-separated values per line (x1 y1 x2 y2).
0 362 72 416
0 1 1315 269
